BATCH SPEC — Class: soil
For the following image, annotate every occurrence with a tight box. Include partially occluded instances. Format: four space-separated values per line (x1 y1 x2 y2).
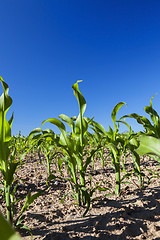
0 151 160 240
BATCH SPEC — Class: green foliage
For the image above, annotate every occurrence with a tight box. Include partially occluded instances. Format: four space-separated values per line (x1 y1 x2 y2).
0 77 46 237
91 102 144 195
136 135 160 156
122 95 160 161
9 131 30 159
0 211 21 240
29 128 61 178
0 76 14 223
1 75 159 229
122 95 160 137
41 81 102 216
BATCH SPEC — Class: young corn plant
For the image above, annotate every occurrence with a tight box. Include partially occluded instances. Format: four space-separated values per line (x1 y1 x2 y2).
91 102 143 195
118 128 145 189
121 95 160 172
86 132 109 169
122 95 160 137
10 132 29 157
0 77 46 235
41 81 102 216
0 77 16 224
28 128 62 179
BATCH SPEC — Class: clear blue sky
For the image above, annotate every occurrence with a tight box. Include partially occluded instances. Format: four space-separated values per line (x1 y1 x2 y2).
0 0 160 136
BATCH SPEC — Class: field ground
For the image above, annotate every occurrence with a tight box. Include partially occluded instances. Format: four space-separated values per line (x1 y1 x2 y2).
0 153 160 240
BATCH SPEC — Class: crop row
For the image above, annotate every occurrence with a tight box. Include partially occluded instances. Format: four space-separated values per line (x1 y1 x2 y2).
0 76 160 239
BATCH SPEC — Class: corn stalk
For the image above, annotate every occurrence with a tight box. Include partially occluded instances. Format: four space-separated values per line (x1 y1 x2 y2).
42 81 101 216
0 77 14 223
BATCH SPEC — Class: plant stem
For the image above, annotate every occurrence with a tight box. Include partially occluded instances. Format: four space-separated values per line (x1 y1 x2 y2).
115 160 120 195
5 182 12 224
79 166 86 205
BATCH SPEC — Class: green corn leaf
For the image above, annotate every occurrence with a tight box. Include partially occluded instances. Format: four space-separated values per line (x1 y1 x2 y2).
141 116 154 129
15 220 33 239
58 157 64 171
8 112 14 128
15 215 26 227
31 133 43 143
150 94 156 107
120 173 132 182
72 80 86 118
107 143 118 161
72 81 87 146
42 118 66 132
144 106 159 126
74 117 81 136
0 115 12 143
116 120 132 135
149 155 160 164
83 148 101 172
28 128 42 139
92 120 106 135
108 125 114 138
75 117 88 138
6 161 19 185
111 102 126 131
59 114 74 132
129 137 139 149
0 211 21 240
59 132 73 150
84 117 94 125
0 77 12 112
91 120 111 140
96 186 111 191
136 135 160 157
10 183 19 202
42 118 71 148
122 113 155 133
121 113 143 124
121 181 132 185
74 154 83 167
0 77 13 176
47 174 57 181
60 192 70 203
17 188 47 221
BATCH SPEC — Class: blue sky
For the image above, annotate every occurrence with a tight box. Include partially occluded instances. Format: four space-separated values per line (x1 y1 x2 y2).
0 0 160 136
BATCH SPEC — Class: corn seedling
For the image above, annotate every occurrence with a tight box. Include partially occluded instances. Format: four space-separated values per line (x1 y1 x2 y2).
41 81 103 216
91 102 144 195
121 95 160 176
10 131 29 157
0 77 47 236
29 128 62 179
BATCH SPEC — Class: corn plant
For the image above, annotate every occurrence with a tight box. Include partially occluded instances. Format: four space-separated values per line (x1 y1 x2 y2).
0 77 14 223
91 102 143 195
0 77 46 235
122 95 160 137
10 131 29 157
41 81 102 216
86 131 109 169
122 95 160 170
29 128 62 179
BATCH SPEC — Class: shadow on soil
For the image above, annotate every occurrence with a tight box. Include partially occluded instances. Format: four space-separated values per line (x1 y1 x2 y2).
20 186 160 240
